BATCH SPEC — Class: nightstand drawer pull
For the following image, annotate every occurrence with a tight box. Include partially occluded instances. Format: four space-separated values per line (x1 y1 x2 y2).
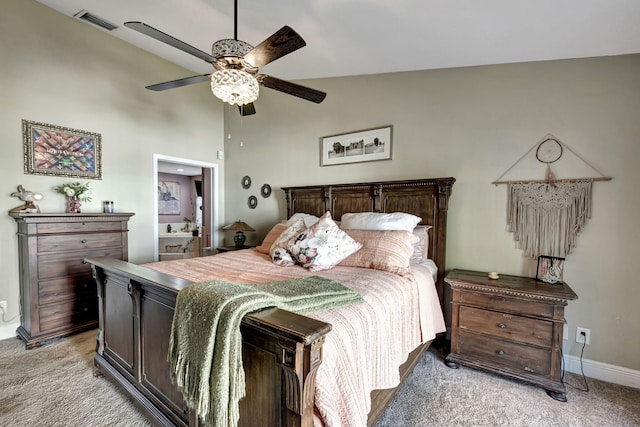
498 350 505 355
81 239 87 243
498 323 506 329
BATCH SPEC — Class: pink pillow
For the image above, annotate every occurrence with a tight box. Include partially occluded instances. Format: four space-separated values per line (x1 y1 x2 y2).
340 229 419 276
255 223 288 254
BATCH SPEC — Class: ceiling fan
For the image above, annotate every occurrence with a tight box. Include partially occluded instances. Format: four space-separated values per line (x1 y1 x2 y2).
124 0 326 116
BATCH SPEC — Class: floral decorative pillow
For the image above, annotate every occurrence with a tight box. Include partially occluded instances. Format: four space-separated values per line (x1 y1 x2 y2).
285 212 362 271
269 217 306 266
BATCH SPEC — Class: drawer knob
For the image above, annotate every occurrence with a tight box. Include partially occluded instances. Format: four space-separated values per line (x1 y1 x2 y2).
498 323 506 329
498 350 505 355
81 239 87 243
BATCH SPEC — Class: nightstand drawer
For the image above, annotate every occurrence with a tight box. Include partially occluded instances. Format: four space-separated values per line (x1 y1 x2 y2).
458 330 551 375
459 291 554 318
459 306 553 348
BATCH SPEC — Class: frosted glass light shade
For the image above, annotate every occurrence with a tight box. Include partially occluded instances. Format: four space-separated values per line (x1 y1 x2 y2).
211 69 259 106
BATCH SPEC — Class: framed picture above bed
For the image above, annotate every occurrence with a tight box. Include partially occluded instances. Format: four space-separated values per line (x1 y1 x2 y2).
320 125 392 166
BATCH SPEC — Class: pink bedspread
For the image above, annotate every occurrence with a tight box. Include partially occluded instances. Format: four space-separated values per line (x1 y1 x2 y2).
145 249 445 426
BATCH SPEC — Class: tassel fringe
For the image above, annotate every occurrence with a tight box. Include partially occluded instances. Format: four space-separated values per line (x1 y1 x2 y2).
507 180 592 258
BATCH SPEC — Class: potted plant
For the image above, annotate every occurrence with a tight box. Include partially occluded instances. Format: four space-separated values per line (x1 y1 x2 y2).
54 182 92 213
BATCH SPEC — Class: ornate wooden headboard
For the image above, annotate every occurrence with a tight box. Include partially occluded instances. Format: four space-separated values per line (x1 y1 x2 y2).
281 177 455 308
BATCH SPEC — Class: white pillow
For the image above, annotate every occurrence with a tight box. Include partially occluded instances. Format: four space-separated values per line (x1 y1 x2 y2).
340 212 421 232
285 212 362 271
285 213 320 228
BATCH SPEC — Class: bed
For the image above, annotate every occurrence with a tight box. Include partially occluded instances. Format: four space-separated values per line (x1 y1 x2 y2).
87 177 455 427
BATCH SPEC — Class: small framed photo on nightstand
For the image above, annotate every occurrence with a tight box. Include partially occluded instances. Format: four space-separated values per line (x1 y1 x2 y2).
536 255 565 284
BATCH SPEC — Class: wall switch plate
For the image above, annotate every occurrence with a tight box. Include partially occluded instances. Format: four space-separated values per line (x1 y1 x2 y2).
563 324 568 340
576 327 591 345
217 150 224 160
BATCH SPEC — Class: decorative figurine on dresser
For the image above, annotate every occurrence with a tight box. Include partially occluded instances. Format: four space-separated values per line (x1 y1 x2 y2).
10 212 134 348
445 269 578 402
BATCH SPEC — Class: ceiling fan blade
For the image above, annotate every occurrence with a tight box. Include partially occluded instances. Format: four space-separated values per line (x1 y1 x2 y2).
124 21 217 64
146 74 211 91
257 75 326 104
238 103 256 116
243 26 306 68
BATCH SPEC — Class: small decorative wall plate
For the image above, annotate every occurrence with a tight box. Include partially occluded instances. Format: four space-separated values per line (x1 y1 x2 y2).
241 176 252 189
260 184 272 198
248 195 258 209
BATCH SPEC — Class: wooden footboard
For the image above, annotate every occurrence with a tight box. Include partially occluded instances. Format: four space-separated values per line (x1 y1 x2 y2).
88 257 331 427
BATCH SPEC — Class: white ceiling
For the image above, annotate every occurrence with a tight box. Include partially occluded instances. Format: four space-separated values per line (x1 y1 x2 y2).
36 0 640 83
158 161 203 177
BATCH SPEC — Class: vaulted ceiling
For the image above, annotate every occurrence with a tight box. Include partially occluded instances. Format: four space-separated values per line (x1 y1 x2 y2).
36 0 640 81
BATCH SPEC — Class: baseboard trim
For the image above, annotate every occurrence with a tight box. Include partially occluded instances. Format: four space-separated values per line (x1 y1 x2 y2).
564 354 640 389
0 322 19 341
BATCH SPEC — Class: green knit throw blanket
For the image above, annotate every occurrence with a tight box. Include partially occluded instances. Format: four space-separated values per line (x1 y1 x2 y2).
168 276 363 427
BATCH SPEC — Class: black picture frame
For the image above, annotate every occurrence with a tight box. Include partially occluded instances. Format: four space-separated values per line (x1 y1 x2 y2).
536 255 565 284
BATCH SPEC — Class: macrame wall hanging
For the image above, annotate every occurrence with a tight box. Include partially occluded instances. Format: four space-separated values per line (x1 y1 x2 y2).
493 134 611 258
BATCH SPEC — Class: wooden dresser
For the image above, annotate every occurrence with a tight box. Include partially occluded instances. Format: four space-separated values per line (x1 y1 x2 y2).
445 269 578 401
10 213 134 348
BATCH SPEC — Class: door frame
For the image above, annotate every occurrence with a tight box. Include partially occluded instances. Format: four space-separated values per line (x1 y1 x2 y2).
153 153 219 261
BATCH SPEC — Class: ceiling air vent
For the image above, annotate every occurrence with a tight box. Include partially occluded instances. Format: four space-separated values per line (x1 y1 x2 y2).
73 10 118 31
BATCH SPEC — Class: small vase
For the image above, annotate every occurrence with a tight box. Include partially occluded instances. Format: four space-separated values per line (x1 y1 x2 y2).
66 196 81 213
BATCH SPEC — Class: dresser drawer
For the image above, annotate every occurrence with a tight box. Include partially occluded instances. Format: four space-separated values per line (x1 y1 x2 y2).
38 296 98 332
38 232 123 253
38 247 124 280
459 306 553 348
459 291 554 318
37 221 124 234
38 275 97 305
458 330 551 375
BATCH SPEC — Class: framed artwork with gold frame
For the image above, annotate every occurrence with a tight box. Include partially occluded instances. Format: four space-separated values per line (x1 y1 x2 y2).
22 119 102 179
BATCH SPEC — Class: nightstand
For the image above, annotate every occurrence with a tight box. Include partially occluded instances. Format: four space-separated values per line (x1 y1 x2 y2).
445 269 578 401
216 245 255 253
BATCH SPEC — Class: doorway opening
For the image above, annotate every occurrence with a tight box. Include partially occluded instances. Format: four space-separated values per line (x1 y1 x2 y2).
153 154 219 261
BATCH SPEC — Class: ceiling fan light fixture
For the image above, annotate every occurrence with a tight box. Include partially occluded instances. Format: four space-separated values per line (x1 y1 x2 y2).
211 39 253 58
211 69 259 106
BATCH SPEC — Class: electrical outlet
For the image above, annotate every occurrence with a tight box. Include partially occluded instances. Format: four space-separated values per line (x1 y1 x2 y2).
0 300 6 314
576 327 591 345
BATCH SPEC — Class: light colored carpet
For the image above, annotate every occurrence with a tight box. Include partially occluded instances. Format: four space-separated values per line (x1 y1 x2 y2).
378 344 640 427
1 329 638 426
0 329 151 427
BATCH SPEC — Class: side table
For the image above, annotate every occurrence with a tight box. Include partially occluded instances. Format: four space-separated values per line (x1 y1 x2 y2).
445 269 578 401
